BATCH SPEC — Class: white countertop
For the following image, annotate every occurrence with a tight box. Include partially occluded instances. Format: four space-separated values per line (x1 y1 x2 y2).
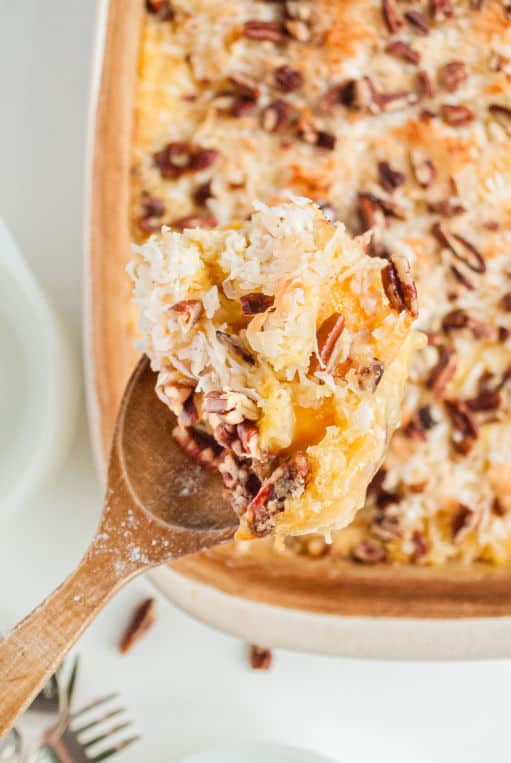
1 2 511 761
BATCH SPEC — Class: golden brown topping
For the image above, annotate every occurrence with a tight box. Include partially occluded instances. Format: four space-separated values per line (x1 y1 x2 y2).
243 20 285 43
381 255 418 317
248 645 272 670
438 61 467 93
381 0 403 34
427 346 457 397
274 64 303 92
310 312 345 373
240 293 275 315
351 541 386 564
386 40 420 65
404 10 429 34
432 223 486 273
378 161 406 193
440 104 475 126
119 597 156 654
170 299 203 331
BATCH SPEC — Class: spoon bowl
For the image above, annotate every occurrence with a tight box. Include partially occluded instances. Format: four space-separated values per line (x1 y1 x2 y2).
0 355 237 736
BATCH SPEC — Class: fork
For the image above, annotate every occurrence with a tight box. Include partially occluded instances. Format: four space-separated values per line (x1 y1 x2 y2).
15 669 69 763
42 694 139 762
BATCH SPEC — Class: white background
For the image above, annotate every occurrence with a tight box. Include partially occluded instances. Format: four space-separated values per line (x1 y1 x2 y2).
1 2 510 761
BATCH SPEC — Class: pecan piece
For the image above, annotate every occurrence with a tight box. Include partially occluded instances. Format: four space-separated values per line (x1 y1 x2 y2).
381 255 418 317
173 426 222 468
243 20 286 43
412 530 428 559
372 503 402 541
445 400 479 440
274 64 303 92
410 150 436 187
357 193 386 231
416 70 435 98
378 161 406 193
119 597 156 654
261 99 293 132
246 453 310 537
404 10 429 33
450 264 475 290
178 394 199 427
153 142 218 179
228 73 260 100
432 224 486 273
170 299 203 331
310 312 345 373
146 0 174 20
499 292 511 312
138 192 165 233
488 104 511 131
248 645 272 670
316 131 336 150
438 61 467 93
440 104 475 127
428 199 466 217
203 390 258 426
171 214 217 231
492 498 506 517
451 503 475 543
429 0 454 21
427 346 457 397
216 331 255 365
352 541 386 564
467 389 501 411
382 0 403 33
193 180 213 207
441 308 469 332
357 360 385 392
386 40 420 64
240 292 275 315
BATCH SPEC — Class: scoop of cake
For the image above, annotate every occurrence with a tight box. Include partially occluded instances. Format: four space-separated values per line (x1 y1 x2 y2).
129 196 425 539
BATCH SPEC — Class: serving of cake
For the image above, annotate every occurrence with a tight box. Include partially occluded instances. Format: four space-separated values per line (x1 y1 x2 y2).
130 0 511 565
130 197 423 538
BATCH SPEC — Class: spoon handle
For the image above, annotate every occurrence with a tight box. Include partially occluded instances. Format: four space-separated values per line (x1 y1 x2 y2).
0 545 142 737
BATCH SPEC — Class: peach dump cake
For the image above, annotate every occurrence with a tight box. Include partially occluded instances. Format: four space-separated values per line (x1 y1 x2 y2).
130 198 423 538
131 0 511 561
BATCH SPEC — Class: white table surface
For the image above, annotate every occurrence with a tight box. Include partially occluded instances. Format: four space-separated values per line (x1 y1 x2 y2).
1 2 511 761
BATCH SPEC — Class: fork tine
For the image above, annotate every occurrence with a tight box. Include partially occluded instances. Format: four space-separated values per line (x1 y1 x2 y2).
92 735 141 761
82 721 133 748
74 706 125 734
71 693 119 719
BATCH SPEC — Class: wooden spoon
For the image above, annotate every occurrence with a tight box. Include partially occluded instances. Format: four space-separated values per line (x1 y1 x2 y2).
0 356 237 736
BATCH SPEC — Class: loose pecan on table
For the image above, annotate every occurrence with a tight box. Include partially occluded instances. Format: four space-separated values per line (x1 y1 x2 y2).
248 645 273 670
119 598 156 654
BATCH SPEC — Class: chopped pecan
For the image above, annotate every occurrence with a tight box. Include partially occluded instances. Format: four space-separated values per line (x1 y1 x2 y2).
243 20 285 43
416 70 435 98
310 312 345 373
381 255 418 317
432 223 486 273
382 0 403 33
261 99 293 132
488 103 511 130
410 150 436 187
216 331 255 365
241 293 275 315
405 10 429 33
376 490 401 510
386 40 420 64
442 308 469 332
119 597 156 654
153 142 218 179
440 104 475 126
357 360 385 392
193 180 213 207
450 264 475 290
378 161 406 193
274 64 303 92
357 193 386 231
498 326 510 342
219 452 260 515
438 61 467 93
492 497 506 517
204 390 258 425
429 0 454 21
499 292 511 312
427 198 466 217
236 421 260 458
403 404 437 439
445 399 479 439
170 299 203 331
451 503 475 543
412 530 428 559
419 404 437 430
248 645 272 670
231 96 259 118
171 214 217 231
380 89 416 111
146 0 174 20
173 426 222 469
467 388 501 411
246 453 310 537
316 131 336 150
427 346 457 397
372 503 402 541
228 73 260 100
323 77 382 114
284 1 321 43
368 467 387 496
178 394 199 427
351 541 386 564
138 192 165 233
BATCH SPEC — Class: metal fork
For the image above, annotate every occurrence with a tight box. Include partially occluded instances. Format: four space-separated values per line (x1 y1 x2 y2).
42 694 139 762
15 669 68 763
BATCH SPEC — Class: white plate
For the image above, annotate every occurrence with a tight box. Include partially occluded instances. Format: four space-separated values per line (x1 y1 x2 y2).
177 743 335 763
0 219 78 516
